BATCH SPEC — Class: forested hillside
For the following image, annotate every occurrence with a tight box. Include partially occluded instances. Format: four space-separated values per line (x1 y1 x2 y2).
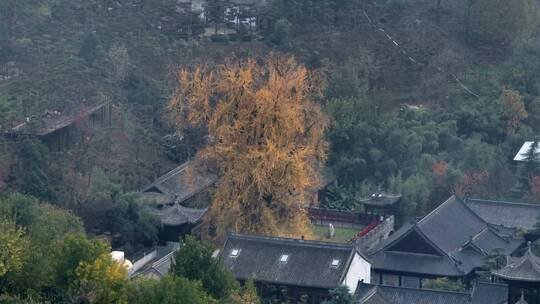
1 0 540 300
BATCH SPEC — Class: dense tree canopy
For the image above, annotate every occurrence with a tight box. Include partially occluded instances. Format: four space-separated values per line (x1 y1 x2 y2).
2 0 540 301
173 236 238 300
468 0 539 45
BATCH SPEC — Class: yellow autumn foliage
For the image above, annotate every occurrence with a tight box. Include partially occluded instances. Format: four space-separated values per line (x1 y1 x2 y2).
501 88 528 135
73 253 129 304
0 219 27 278
168 55 328 240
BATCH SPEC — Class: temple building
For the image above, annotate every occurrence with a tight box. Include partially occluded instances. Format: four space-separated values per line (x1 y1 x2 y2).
139 160 216 242
220 233 371 304
5 102 111 151
360 192 401 218
147 201 206 242
464 198 540 232
142 160 218 207
493 242 540 304
368 196 524 288
355 281 508 304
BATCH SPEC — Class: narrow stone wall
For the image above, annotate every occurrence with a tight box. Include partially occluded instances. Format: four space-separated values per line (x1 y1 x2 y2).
353 216 394 253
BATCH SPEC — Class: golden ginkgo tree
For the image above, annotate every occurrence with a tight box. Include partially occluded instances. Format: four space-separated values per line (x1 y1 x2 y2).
168 55 328 239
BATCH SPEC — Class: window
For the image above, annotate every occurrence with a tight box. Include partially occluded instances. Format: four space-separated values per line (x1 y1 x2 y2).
331 259 340 267
401 276 420 288
382 274 399 287
371 271 382 285
280 254 289 262
230 249 240 257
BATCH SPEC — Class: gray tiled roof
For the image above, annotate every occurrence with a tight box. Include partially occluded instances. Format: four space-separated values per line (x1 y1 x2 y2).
369 250 463 276
143 161 218 204
464 198 540 231
356 281 508 304
356 284 471 304
146 202 207 226
221 233 360 289
131 242 180 279
470 281 508 304
493 244 540 282
360 193 402 207
369 196 523 277
358 287 396 304
9 102 109 136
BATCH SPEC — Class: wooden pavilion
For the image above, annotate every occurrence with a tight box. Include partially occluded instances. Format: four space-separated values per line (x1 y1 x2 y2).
493 242 540 304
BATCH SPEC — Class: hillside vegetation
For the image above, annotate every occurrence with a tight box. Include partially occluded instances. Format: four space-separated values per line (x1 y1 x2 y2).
0 0 539 267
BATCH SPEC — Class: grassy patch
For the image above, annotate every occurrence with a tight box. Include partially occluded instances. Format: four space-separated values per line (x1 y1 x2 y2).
310 225 361 243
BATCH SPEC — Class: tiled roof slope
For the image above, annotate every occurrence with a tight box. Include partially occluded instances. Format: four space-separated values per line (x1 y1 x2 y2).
470 281 508 304
369 196 523 277
9 102 109 136
360 193 402 207
356 284 470 304
221 233 360 289
464 198 540 231
493 243 540 282
143 161 218 204
356 281 508 304
145 202 207 226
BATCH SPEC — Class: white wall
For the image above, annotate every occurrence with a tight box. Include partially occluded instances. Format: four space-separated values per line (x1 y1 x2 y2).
131 249 157 274
342 252 371 293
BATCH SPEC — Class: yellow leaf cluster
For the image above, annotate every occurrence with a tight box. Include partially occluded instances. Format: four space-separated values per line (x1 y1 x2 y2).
169 55 329 240
74 253 129 304
502 88 528 135
0 219 27 278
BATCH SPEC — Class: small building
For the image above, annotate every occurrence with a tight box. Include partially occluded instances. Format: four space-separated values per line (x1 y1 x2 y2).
221 233 371 304
140 192 207 243
360 193 401 218
140 160 216 242
5 102 111 151
142 160 218 207
368 196 524 288
355 281 508 304
130 242 180 279
493 242 540 304
178 0 269 39
514 141 540 162
143 160 332 209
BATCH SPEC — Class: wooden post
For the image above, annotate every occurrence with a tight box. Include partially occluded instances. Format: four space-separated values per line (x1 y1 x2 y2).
108 102 112 127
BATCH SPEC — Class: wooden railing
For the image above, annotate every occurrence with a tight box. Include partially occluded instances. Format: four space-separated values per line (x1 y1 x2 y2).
306 207 381 226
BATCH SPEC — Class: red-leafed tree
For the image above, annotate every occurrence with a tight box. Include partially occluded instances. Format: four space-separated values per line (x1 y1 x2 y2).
529 176 540 203
452 171 489 198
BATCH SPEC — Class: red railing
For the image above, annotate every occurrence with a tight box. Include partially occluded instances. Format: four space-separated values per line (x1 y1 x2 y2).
350 222 378 242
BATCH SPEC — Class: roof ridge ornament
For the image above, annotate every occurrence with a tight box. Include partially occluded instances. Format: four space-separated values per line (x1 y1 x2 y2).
516 290 528 304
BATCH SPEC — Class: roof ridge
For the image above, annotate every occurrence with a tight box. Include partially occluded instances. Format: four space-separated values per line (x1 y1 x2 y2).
375 283 471 296
384 250 445 258
412 227 466 274
171 203 208 212
454 197 493 227
358 286 379 303
153 161 192 184
417 195 455 226
338 250 356 285
466 197 540 208
484 224 512 243
228 233 354 250
413 227 452 257
460 238 487 256
473 281 508 287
